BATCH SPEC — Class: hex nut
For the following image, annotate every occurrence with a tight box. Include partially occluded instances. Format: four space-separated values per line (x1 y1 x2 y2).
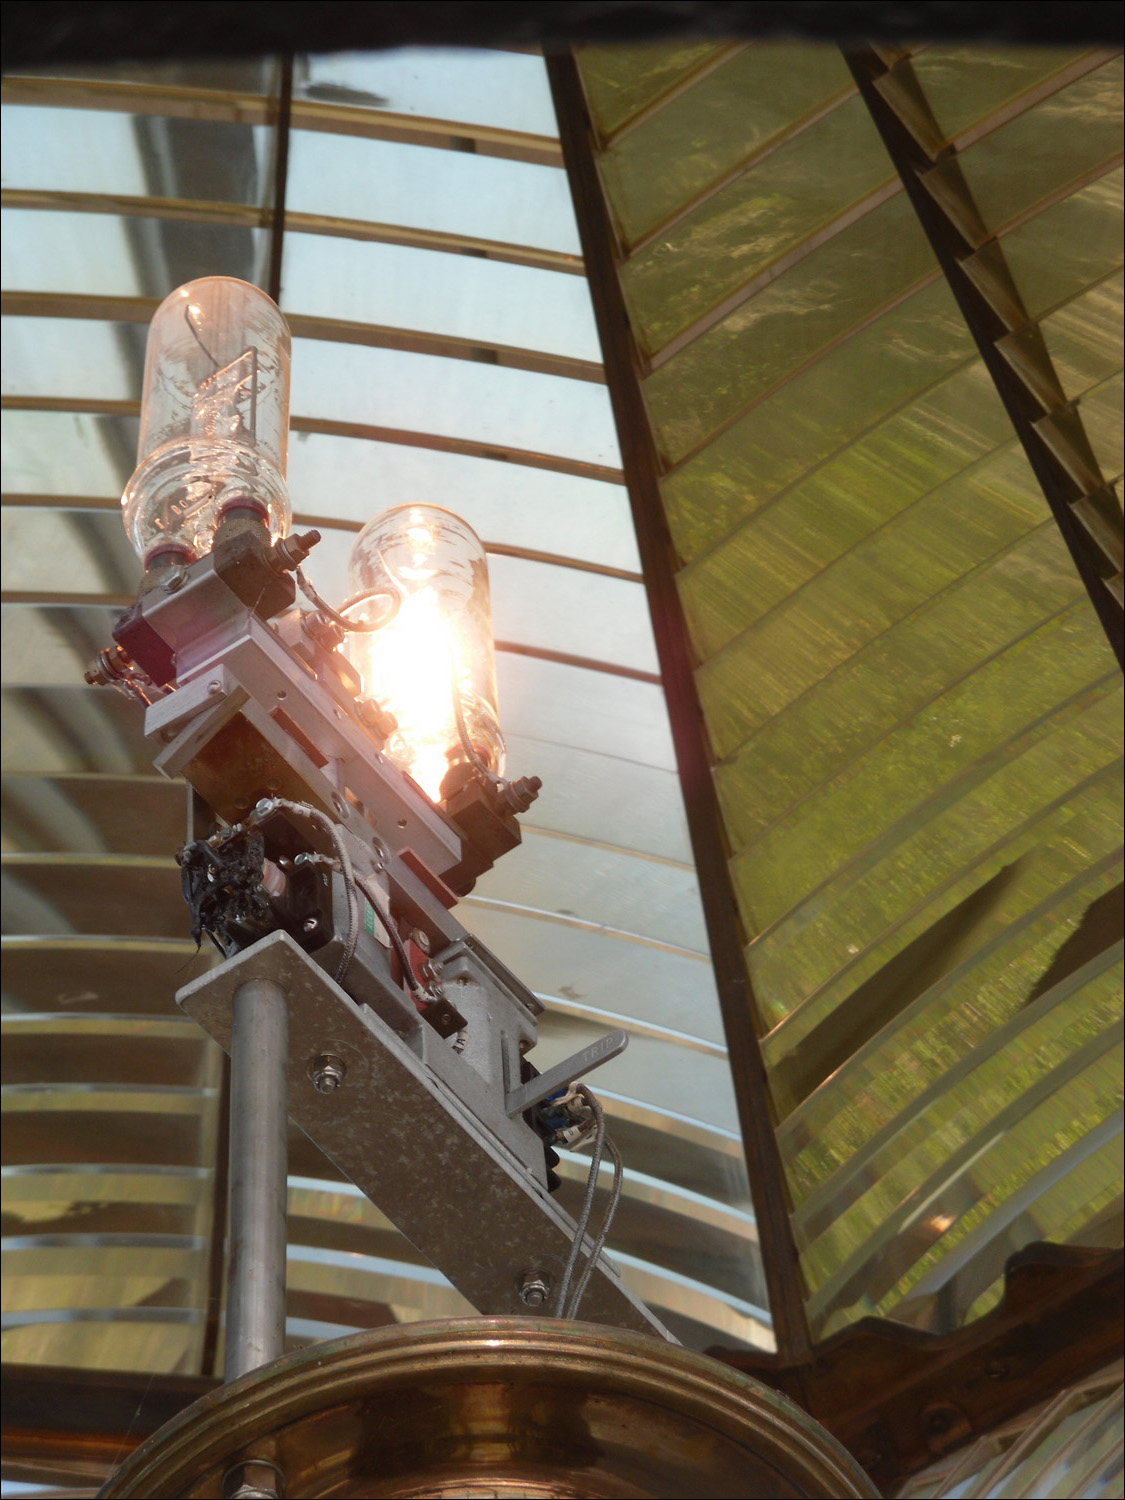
518 1272 551 1309
308 1053 347 1094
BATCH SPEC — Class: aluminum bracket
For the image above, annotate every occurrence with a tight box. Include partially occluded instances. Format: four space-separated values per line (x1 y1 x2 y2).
178 931 671 1340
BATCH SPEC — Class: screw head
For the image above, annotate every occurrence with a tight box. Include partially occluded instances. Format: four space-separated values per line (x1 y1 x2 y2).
309 1053 346 1094
302 916 319 933
518 1272 550 1308
412 928 431 954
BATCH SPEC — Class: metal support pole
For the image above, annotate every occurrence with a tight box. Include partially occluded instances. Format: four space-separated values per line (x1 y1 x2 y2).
224 977 289 1383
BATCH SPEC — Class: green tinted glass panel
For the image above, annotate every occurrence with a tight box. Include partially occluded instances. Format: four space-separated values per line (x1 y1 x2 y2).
575 37 1124 1343
733 677 1121 957
696 443 1050 763
1041 1163 1124 1248
1036 268 1123 402
748 696 1122 1044
794 961 1124 1264
732 597 1117 934
949 56 1123 234
599 43 851 248
911 46 1093 144
684 387 1038 669
766 836 1124 1120
620 93 896 357
578 41 726 138
715 586 1096 877
680 361 1012 662
792 906 1125 1200
844 1048 1124 1329
1077 372 1124 480
998 166 1124 322
662 277 974 565
804 1026 1122 1320
756 763 1122 1046
645 192 935 468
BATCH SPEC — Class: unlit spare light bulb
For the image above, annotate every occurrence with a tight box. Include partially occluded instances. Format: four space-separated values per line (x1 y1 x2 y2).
341 505 506 802
122 277 292 566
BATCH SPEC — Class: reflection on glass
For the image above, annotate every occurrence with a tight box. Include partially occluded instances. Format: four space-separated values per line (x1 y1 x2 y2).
296 48 558 137
286 132 581 253
342 504 505 801
122 277 291 564
279 231 601 361
0 105 272 204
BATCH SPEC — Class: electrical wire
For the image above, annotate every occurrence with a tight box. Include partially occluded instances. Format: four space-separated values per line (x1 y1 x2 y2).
253 797 359 985
356 871 423 997
294 569 401 632
451 666 504 788
565 1132 624 1319
551 1084 607 1319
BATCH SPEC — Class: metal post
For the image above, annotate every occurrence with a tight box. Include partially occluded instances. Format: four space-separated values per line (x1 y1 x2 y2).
224 977 289 1383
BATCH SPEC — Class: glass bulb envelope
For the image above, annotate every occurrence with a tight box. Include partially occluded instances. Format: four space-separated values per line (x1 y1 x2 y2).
341 504 506 802
122 276 292 565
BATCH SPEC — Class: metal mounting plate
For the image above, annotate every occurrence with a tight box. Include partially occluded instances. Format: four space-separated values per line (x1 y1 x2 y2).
178 931 670 1339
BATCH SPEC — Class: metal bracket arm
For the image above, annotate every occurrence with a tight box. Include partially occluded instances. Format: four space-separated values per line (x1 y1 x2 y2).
506 1031 629 1117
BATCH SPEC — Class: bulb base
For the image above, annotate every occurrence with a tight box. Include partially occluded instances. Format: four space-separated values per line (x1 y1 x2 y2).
122 437 290 562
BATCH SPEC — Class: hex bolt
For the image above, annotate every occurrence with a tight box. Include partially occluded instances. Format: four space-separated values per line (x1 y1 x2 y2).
309 1054 346 1094
161 566 187 593
518 1271 550 1309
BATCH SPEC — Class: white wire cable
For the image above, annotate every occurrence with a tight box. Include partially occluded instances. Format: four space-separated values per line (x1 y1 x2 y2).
552 1085 623 1319
565 1132 624 1320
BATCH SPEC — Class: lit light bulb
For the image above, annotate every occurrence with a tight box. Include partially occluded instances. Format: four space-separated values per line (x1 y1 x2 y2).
341 505 505 802
121 277 292 567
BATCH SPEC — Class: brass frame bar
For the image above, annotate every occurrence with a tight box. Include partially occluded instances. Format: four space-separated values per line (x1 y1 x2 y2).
1 188 584 275
548 50 812 1360
0 75 564 166
0 400 625 485
0 291 606 385
1 186 263 225
0 586 655 681
493 640 658 683
0 496 642 581
845 46 1124 667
